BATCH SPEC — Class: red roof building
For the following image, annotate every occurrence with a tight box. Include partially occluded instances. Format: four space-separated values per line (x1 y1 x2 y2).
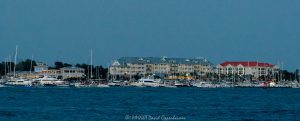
216 61 278 78
220 61 275 68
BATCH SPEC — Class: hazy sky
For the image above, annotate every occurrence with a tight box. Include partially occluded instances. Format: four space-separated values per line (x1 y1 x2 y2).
0 0 300 70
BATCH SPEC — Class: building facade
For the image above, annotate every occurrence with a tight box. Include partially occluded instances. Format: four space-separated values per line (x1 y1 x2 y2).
109 57 213 78
34 62 48 73
60 67 85 79
39 69 62 78
216 61 279 79
32 65 85 80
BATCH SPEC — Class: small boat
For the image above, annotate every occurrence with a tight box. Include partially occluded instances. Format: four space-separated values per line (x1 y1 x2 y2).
108 80 122 87
73 83 91 88
193 81 211 88
96 84 109 88
159 84 177 88
260 82 269 88
159 80 176 88
175 80 190 87
0 79 6 84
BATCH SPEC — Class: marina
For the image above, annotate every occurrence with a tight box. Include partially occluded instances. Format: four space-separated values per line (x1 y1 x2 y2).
1 76 300 89
1 46 299 89
1 0 299 120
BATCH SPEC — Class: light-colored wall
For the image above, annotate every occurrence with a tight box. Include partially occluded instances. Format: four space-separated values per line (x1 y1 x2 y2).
110 63 212 76
216 65 278 78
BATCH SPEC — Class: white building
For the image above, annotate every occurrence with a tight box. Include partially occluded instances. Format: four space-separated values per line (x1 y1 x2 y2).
60 67 85 79
216 61 279 78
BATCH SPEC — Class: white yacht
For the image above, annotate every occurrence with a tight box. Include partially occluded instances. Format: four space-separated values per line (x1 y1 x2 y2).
5 46 32 87
132 77 160 87
37 76 68 87
5 78 32 87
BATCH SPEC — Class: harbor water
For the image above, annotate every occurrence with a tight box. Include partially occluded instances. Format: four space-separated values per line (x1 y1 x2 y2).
0 87 300 121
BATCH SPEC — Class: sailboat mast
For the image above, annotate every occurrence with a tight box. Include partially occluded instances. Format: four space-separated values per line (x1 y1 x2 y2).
4 58 7 76
13 45 18 77
107 64 110 82
30 56 33 75
90 49 93 79
9 55 12 74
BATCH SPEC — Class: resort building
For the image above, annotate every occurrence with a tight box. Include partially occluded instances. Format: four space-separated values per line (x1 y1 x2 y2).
216 61 279 79
109 57 213 79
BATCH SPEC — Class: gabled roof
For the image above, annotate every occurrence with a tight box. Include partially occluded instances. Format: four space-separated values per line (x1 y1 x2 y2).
220 61 275 67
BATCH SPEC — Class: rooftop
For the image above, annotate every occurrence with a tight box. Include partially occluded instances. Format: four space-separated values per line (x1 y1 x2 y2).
113 57 212 66
220 61 275 67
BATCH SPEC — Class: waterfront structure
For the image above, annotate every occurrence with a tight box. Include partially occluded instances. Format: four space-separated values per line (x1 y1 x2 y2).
19 66 85 80
109 57 213 79
34 62 48 73
216 61 279 79
16 71 39 79
39 69 62 78
60 67 85 79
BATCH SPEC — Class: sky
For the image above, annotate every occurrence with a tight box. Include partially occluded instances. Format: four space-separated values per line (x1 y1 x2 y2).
0 0 300 70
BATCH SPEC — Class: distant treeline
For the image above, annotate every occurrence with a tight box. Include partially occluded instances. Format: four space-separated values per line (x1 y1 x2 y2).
0 59 108 79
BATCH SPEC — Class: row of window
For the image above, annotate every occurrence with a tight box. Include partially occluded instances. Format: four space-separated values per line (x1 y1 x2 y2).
63 70 85 73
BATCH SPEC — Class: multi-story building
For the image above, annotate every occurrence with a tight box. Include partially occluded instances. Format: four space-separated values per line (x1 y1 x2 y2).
216 61 279 78
109 57 213 78
60 67 85 79
39 69 62 78
32 65 85 80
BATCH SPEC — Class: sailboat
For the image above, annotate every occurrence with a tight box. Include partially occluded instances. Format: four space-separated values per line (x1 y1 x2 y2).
5 46 32 87
90 49 109 88
0 59 7 87
75 49 108 88
107 66 122 87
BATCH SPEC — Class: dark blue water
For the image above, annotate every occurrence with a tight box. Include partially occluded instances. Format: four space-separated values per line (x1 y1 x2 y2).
0 87 300 121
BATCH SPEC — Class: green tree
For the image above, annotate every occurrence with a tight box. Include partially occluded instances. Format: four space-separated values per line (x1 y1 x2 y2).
16 59 37 71
54 61 64 69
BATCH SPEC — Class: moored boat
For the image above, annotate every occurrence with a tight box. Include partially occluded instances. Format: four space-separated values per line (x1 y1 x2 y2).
136 78 160 87
37 76 69 87
5 77 32 87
